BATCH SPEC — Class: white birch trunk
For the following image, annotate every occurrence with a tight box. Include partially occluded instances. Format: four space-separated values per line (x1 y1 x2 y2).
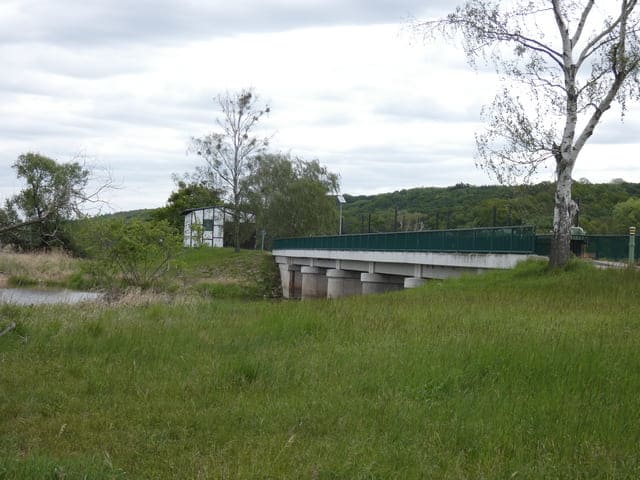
550 160 576 267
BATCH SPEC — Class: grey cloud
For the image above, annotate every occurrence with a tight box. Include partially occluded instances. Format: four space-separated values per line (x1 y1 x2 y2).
324 150 489 194
3 0 451 47
305 113 355 128
313 141 482 193
589 115 640 145
0 111 101 141
375 98 481 123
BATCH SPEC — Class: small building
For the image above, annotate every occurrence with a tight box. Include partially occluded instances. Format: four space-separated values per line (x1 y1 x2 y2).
182 206 225 247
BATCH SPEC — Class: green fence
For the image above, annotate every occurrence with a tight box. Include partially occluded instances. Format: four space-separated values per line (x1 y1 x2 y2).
273 226 537 254
274 227 638 261
585 235 640 261
535 234 638 261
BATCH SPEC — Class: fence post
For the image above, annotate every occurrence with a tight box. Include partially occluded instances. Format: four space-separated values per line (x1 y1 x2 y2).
629 226 636 266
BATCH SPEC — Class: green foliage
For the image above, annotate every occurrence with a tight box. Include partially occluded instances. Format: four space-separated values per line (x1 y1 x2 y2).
2 267 640 477
80 218 182 289
1 152 93 250
6 275 39 288
180 247 281 299
612 197 640 233
245 153 340 246
340 181 640 235
151 180 222 232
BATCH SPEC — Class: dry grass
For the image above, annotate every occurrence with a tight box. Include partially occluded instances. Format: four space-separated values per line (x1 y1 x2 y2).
0 249 80 286
104 287 201 307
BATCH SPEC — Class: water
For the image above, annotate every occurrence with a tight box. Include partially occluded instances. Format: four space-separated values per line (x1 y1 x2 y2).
0 288 103 306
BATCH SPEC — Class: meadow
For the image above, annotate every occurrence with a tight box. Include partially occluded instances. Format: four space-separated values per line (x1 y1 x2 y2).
1 253 640 478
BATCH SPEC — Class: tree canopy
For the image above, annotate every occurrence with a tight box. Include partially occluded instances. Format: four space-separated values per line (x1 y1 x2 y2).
244 153 340 248
340 181 640 235
152 179 222 232
0 152 108 249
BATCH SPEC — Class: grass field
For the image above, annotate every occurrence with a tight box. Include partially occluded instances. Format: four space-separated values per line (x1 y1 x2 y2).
1 258 640 478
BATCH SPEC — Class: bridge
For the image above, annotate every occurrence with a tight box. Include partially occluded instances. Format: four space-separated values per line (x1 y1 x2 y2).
272 226 544 299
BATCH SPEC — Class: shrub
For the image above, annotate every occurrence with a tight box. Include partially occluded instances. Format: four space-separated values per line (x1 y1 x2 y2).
80 218 182 289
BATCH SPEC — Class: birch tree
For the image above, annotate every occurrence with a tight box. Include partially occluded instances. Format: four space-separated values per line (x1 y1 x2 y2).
414 0 640 267
191 89 270 252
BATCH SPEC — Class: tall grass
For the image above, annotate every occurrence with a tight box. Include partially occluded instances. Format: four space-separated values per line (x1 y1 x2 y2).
0 250 81 288
1 261 640 478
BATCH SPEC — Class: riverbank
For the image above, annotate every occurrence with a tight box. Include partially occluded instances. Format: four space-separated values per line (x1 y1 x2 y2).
0 248 280 302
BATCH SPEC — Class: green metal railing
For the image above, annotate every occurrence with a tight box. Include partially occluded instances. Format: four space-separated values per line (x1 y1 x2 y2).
273 227 640 261
272 226 537 254
585 235 640 261
535 234 640 261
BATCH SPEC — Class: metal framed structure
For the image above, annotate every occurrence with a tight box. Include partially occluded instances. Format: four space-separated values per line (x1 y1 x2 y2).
182 206 225 248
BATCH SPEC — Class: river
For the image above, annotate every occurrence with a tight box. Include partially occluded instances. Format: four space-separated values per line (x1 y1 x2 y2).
0 288 104 306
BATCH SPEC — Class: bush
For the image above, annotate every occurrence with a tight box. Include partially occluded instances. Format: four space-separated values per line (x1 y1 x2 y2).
79 218 182 289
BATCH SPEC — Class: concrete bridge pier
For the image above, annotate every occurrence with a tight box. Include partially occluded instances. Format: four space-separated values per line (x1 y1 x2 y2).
404 277 426 289
278 264 302 299
301 266 328 299
360 273 404 295
404 265 427 289
326 269 362 298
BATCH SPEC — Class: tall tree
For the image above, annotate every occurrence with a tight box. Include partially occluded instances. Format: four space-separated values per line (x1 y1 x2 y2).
244 153 340 247
191 89 270 252
414 1 640 267
1 152 110 249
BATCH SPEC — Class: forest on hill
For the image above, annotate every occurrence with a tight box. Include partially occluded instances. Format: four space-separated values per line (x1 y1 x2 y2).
94 180 640 244
340 181 640 235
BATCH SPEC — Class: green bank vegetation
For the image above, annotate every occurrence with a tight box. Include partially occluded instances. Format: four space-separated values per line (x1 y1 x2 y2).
2 260 640 478
0 246 280 301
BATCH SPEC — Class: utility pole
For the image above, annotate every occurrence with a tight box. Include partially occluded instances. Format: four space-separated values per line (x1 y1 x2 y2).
629 226 636 266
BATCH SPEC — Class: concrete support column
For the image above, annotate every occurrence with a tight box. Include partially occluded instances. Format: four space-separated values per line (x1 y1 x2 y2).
301 266 328 299
404 277 426 289
326 269 362 299
360 273 404 295
279 264 302 299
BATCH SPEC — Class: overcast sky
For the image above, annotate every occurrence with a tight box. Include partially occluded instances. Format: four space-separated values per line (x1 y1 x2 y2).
2 0 640 212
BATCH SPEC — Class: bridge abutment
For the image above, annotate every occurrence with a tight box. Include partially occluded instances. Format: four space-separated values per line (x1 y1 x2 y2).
278 264 302 299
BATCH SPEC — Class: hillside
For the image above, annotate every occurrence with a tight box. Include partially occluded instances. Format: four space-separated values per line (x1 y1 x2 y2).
341 181 640 235
102 180 640 239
